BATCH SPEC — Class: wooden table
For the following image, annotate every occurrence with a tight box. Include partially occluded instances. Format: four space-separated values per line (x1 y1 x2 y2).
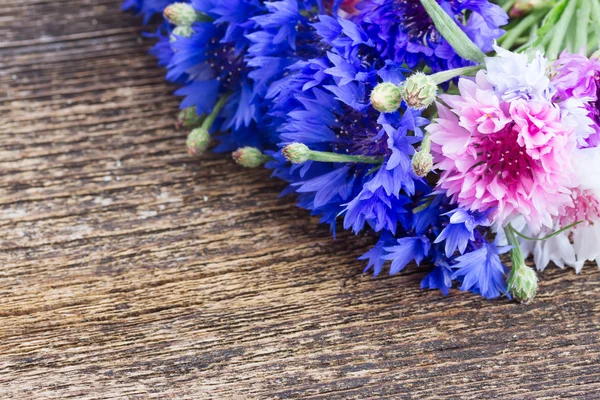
1 1 600 398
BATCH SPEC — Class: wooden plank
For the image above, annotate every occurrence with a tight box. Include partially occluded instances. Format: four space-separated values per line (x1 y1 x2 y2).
0 1 599 398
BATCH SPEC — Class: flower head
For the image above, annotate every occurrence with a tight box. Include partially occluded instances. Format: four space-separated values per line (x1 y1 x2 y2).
246 0 328 98
514 145 600 274
553 52 600 100
429 69 577 233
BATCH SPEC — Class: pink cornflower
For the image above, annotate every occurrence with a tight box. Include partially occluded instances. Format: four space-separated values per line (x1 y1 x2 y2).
428 72 577 233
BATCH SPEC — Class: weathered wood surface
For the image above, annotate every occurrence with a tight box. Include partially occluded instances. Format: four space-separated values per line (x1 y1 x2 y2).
1 1 600 399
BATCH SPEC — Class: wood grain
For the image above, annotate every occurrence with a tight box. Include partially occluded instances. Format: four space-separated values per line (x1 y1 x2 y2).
1 1 600 399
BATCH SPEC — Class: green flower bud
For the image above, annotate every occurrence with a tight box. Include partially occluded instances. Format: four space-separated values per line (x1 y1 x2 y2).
233 147 270 168
170 25 194 41
186 127 211 156
177 107 203 129
508 263 538 303
412 134 433 177
282 143 311 164
400 72 438 110
412 151 433 177
510 0 547 18
370 82 402 113
164 3 198 26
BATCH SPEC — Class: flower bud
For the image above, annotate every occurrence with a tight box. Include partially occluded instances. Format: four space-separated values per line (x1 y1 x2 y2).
340 0 360 15
510 0 547 18
186 127 210 156
370 82 402 113
412 134 433 177
177 107 202 129
164 3 198 26
282 143 311 164
233 147 269 168
412 151 433 177
400 72 438 110
508 263 538 303
170 25 194 41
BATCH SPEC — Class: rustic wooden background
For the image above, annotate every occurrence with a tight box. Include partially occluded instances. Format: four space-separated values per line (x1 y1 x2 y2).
1 1 600 399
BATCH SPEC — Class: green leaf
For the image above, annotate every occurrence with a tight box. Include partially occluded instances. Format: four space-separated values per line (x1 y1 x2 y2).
546 0 577 60
590 0 600 51
573 0 590 52
501 10 545 50
412 197 434 214
527 0 568 50
537 0 568 38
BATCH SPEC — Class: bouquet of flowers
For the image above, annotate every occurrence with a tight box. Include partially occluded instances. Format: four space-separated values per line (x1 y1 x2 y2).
123 0 600 302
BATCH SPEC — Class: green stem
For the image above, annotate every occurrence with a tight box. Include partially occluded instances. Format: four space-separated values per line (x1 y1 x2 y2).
515 23 540 53
201 94 231 130
419 132 431 153
430 65 484 85
420 0 486 63
505 224 527 271
512 221 584 241
303 149 384 164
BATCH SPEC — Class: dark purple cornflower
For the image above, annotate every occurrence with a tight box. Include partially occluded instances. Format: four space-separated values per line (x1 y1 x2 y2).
353 0 508 71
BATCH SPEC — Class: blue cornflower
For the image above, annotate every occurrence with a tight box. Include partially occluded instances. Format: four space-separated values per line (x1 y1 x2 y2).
246 0 328 96
434 208 492 258
451 240 512 299
123 0 175 24
370 189 497 297
342 166 411 235
268 17 432 266
159 0 277 151
145 25 177 71
353 0 508 72
382 236 431 275
420 257 454 296
359 231 396 277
